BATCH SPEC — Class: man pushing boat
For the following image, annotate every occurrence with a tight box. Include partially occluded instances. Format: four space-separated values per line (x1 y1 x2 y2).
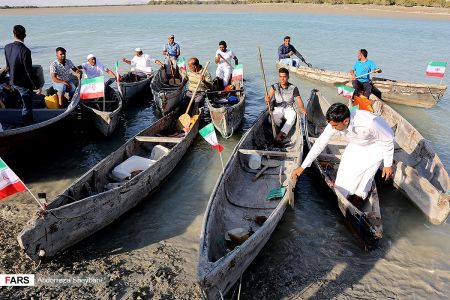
291 103 394 208
265 67 306 143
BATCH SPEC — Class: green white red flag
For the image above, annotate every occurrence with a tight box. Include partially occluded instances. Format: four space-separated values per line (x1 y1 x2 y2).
232 64 243 81
336 84 354 99
115 61 120 82
0 158 26 200
177 57 186 73
199 123 224 152
426 61 447 78
80 76 105 100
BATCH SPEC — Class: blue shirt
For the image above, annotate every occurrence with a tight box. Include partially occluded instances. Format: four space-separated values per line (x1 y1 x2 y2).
163 42 180 58
353 59 378 83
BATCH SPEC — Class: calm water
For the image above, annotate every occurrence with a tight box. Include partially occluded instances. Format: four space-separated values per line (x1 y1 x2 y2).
1 11 450 298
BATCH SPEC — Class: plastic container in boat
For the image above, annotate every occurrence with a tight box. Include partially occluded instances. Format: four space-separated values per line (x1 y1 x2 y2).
112 155 155 181
248 154 261 170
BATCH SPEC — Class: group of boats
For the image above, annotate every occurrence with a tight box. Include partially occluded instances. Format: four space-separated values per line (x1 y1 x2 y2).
2 58 449 299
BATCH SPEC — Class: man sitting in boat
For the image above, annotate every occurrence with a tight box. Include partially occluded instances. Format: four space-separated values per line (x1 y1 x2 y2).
50 47 80 107
351 49 382 99
78 54 116 79
122 47 164 80
179 57 213 115
278 36 312 68
292 103 394 208
265 67 306 143
163 34 180 76
214 41 238 88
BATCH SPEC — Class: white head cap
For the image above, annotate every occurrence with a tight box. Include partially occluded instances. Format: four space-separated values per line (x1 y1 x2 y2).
87 53 95 60
134 47 142 52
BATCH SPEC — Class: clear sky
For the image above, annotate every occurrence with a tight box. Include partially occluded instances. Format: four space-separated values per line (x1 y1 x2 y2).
0 0 147 6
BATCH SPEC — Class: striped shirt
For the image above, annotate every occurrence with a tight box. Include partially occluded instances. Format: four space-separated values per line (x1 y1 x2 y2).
187 68 212 92
50 59 75 81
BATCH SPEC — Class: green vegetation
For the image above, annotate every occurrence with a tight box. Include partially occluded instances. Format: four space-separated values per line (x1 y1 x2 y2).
148 0 450 8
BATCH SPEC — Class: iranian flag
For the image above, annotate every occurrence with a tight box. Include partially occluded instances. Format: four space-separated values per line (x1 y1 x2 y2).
0 158 26 200
199 123 224 152
426 61 447 77
177 57 186 72
232 64 243 81
336 84 355 99
115 61 120 82
80 76 105 100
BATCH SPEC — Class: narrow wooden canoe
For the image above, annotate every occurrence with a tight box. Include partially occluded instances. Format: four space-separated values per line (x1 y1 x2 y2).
18 110 200 261
370 99 450 224
206 76 245 138
198 109 302 298
80 82 122 136
118 73 153 105
277 61 447 108
0 84 80 157
306 90 383 246
151 67 185 116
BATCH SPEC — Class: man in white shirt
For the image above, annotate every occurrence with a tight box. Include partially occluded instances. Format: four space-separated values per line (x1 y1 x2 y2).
214 41 238 88
122 47 163 78
292 103 394 205
79 54 115 79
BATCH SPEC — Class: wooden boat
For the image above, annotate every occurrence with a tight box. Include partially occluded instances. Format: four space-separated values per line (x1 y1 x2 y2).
277 61 447 108
150 67 185 116
117 72 153 105
0 74 80 157
80 82 122 136
18 110 201 261
305 90 383 246
370 98 450 224
206 75 245 139
198 109 302 298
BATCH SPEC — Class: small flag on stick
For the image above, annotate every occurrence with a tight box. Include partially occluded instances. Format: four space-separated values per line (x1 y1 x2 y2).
177 57 187 74
199 123 224 153
336 84 355 99
426 61 447 78
0 158 26 200
232 64 243 81
80 76 105 100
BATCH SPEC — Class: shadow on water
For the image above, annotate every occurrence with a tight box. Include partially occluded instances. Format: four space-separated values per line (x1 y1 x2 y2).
235 165 426 299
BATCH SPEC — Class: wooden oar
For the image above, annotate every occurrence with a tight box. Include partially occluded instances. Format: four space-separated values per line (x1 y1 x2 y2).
218 53 233 69
178 61 210 131
258 47 277 139
334 69 380 85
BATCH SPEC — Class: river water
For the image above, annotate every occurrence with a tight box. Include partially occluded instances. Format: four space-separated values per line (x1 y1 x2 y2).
1 10 449 299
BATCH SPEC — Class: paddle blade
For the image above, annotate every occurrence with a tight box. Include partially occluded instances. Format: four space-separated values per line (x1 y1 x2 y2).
178 113 191 132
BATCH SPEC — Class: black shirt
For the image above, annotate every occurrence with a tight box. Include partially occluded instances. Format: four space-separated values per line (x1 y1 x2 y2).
4 41 35 89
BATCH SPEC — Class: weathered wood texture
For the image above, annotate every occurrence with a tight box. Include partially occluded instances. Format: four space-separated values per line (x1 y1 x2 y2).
17 110 200 261
0 84 81 156
151 68 185 116
119 75 153 105
80 83 123 136
371 100 450 224
206 78 245 138
277 61 447 108
198 109 303 299
306 90 383 245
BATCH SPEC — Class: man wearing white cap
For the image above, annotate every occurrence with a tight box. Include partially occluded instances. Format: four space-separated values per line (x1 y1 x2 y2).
79 54 115 79
122 48 163 79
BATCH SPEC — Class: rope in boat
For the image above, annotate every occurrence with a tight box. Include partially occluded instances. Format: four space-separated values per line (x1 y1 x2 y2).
427 86 439 104
220 112 234 139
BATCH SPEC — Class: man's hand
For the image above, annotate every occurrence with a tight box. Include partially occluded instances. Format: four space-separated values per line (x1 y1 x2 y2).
382 166 393 180
64 81 71 91
300 107 306 115
306 63 312 68
288 51 294 57
291 167 304 180
375 68 382 73
264 95 271 105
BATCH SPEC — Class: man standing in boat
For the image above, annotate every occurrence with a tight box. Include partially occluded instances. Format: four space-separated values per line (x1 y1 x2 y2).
351 49 382 99
4 25 36 125
122 48 164 79
278 36 312 68
179 57 212 115
214 41 238 88
265 67 306 143
292 103 394 208
163 34 180 75
50 47 80 107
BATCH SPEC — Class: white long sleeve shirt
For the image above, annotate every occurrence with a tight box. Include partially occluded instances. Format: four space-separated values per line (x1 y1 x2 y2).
302 109 394 169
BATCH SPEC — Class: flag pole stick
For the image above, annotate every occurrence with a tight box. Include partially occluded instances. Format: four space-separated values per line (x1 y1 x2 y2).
219 152 225 173
439 76 443 85
1 160 46 210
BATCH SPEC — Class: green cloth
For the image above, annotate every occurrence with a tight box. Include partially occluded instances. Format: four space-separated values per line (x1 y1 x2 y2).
266 187 286 201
